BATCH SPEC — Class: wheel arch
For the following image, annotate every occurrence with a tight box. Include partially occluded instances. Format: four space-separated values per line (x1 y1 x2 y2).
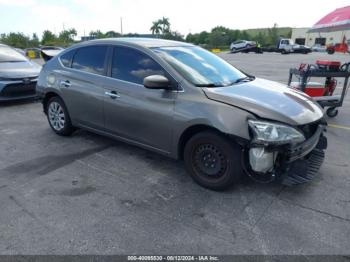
43 91 61 114
177 124 245 160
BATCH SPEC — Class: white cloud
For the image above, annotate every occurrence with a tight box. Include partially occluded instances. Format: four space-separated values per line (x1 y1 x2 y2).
1 0 350 38
0 0 37 7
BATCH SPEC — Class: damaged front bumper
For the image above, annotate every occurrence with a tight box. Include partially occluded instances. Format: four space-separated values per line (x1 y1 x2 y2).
245 123 327 185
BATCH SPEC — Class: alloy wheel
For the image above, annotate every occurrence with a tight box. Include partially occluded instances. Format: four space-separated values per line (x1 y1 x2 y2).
48 102 65 131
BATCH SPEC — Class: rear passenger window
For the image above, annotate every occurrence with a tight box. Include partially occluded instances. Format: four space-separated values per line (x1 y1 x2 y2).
72 46 107 75
111 46 165 85
60 49 76 67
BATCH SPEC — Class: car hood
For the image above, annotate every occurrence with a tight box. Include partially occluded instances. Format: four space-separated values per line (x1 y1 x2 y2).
0 61 41 79
203 78 324 125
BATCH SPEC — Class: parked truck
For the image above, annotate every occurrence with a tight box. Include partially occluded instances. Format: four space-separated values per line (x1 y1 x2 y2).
276 38 312 54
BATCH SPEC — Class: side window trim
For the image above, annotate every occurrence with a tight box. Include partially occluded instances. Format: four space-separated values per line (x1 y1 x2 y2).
59 49 77 68
70 45 109 76
106 45 114 79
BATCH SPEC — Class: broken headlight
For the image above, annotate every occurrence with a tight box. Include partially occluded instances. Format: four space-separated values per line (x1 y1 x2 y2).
248 120 305 145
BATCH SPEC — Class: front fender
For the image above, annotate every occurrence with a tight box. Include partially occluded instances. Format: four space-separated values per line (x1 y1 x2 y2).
171 97 254 158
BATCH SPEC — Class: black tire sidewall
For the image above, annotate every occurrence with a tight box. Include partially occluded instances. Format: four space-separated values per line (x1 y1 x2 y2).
184 131 242 190
46 97 74 136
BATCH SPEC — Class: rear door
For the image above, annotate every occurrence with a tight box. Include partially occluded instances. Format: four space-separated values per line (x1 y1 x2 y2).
103 45 177 153
56 45 108 129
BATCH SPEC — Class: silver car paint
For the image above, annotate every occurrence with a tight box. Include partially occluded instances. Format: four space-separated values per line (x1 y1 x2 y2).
36 38 324 159
0 45 41 101
0 60 41 79
204 78 324 126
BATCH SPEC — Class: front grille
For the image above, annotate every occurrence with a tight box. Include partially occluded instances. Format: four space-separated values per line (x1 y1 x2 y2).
298 121 320 139
0 76 37 81
1 82 37 97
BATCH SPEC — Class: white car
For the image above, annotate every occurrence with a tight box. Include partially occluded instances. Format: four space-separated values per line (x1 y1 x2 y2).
311 44 326 52
230 40 256 52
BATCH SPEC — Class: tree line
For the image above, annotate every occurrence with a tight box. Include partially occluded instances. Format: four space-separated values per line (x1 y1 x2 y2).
186 24 292 49
0 18 291 49
0 28 77 49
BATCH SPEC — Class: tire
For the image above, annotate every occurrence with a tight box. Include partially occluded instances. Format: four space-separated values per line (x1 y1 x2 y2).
231 47 236 53
326 107 338 118
46 96 75 136
184 131 243 190
327 49 335 55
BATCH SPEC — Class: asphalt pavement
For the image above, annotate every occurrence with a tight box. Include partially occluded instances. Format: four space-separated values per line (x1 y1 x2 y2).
0 52 349 255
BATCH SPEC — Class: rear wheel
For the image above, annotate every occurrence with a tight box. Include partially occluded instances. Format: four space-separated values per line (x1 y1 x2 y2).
46 96 75 136
184 131 243 190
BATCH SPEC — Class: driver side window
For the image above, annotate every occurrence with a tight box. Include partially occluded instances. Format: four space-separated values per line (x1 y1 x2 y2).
111 46 165 85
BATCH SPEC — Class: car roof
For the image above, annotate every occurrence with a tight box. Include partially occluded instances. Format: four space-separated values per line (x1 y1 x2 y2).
80 37 194 48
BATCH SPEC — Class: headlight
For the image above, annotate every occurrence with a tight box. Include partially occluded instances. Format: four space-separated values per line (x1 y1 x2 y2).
248 120 305 144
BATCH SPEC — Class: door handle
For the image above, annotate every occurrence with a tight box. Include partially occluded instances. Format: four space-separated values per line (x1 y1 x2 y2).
105 91 121 99
60 80 71 88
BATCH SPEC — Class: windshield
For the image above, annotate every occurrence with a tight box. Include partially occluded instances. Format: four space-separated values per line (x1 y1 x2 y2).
0 46 27 62
153 46 248 87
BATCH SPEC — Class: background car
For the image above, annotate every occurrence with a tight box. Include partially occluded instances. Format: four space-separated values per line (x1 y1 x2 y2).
40 46 64 62
230 40 256 52
311 44 327 52
292 45 312 54
25 47 42 59
0 44 41 101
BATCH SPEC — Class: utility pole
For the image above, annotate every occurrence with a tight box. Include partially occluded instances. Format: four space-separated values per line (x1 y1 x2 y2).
120 17 123 35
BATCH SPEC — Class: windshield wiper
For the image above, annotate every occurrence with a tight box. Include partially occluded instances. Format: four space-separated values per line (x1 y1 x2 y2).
232 76 255 84
195 83 224 87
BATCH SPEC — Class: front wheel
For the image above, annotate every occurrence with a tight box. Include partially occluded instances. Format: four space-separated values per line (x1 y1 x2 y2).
46 96 75 136
184 131 243 190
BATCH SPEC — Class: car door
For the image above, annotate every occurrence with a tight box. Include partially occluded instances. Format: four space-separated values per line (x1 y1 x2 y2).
237 41 245 48
103 45 177 153
56 45 108 129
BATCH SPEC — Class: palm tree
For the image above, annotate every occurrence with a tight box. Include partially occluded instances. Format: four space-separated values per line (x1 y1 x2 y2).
150 17 171 35
160 17 170 34
150 21 162 35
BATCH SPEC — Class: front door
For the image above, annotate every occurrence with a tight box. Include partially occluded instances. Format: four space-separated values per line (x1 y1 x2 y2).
103 46 177 153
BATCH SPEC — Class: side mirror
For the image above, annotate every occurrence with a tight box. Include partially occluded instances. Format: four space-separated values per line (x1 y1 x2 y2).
144 75 171 90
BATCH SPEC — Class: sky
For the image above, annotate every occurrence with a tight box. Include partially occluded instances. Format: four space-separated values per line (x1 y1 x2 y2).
0 0 349 38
